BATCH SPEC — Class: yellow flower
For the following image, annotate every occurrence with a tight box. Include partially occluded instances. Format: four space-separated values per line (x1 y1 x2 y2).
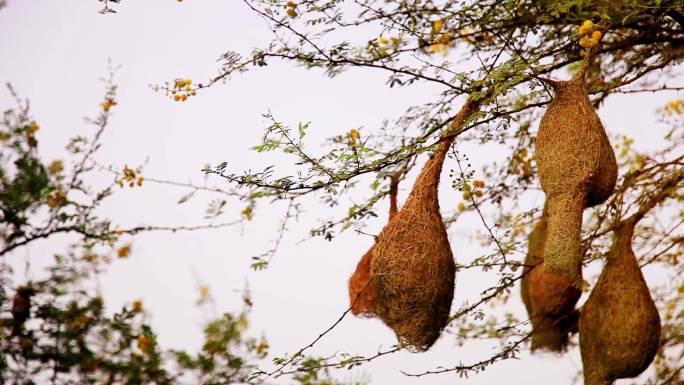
27 121 40 134
136 176 144 186
101 98 117 112
348 128 360 140
255 339 269 356
137 335 153 354
457 202 466 211
242 206 253 221
287 1 297 7
578 20 594 36
579 36 598 48
286 7 297 17
46 189 66 208
377 37 389 45
432 19 444 34
198 285 210 303
475 190 484 197
47 160 64 175
117 244 132 258
591 30 603 40
473 180 485 188
462 191 472 200
123 165 136 181
174 79 192 88
429 43 448 54
132 300 143 313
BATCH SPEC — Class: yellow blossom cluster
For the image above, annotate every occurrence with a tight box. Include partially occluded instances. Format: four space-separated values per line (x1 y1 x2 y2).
101 98 117 112
577 20 602 49
116 165 144 188
286 1 298 18
25 121 39 148
132 299 144 313
347 128 361 146
661 99 684 116
429 19 453 55
47 159 64 175
117 243 132 258
198 285 210 304
511 148 533 177
46 189 66 208
172 78 197 102
458 179 486 211
137 334 153 354
242 206 254 221
375 36 402 56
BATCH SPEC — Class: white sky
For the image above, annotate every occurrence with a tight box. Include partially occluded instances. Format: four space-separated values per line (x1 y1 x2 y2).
1 1 681 384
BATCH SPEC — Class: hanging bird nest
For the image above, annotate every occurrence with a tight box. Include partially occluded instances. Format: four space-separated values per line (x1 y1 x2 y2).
579 217 661 385
535 54 617 281
348 172 401 317
521 208 581 352
370 100 476 351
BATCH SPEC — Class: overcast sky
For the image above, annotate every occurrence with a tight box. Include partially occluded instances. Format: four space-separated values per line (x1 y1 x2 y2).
1 1 681 384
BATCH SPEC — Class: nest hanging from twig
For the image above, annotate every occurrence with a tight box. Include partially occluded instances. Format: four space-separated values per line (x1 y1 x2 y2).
520 208 581 352
579 218 661 385
370 101 475 351
535 56 617 281
348 173 400 317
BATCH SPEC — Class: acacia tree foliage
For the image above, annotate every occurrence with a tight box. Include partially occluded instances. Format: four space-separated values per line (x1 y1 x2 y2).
2 0 684 384
0 69 355 384
162 0 682 383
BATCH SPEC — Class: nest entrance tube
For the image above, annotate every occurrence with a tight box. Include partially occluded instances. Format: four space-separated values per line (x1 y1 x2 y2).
579 218 661 385
370 100 476 351
535 57 617 281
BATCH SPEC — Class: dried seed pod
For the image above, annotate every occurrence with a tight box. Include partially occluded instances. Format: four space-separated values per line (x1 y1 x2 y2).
579 218 661 385
348 173 400 317
520 208 581 352
536 59 617 280
370 101 475 351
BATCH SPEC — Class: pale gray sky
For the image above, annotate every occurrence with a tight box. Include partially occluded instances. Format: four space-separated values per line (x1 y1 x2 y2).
0 1 680 384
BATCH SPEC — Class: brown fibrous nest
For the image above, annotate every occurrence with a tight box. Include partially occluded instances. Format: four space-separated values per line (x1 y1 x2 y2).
520 208 581 352
535 56 617 281
579 218 661 385
370 101 476 351
348 173 400 317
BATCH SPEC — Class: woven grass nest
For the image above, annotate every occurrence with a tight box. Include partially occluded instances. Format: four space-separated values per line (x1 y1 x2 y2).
535 57 617 281
370 100 476 351
520 207 581 352
348 172 400 317
579 217 661 385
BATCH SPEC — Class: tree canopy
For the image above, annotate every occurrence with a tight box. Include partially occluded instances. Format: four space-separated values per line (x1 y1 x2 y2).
1 1 683 384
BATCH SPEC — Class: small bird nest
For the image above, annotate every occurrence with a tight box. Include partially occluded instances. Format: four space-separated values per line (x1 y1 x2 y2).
579 218 661 385
521 209 581 352
348 172 401 317
370 101 475 351
349 247 377 317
